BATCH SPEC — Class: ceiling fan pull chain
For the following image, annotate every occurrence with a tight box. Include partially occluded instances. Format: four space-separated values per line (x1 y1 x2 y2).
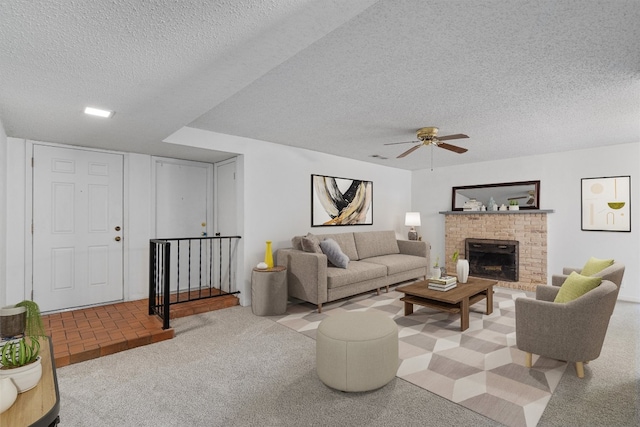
431 144 434 171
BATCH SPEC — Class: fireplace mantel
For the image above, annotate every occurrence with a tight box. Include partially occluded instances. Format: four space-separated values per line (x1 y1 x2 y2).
439 210 554 215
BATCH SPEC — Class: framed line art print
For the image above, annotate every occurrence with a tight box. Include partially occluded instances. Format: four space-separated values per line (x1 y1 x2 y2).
311 174 373 226
581 176 631 232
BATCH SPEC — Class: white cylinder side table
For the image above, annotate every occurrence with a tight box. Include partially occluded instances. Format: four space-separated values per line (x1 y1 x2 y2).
251 266 287 315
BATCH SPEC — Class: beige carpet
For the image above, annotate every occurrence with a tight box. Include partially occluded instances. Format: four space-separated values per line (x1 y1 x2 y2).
275 286 567 427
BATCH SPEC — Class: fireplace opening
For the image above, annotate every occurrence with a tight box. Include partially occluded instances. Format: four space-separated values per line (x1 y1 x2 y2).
465 238 519 282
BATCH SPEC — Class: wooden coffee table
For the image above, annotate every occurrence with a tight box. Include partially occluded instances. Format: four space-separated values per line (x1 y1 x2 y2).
396 277 496 331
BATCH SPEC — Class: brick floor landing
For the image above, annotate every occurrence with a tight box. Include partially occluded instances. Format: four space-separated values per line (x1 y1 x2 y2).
43 294 239 368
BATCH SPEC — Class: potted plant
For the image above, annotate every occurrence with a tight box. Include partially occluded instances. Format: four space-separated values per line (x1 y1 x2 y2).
0 305 26 339
0 300 46 393
509 200 519 210
431 256 442 279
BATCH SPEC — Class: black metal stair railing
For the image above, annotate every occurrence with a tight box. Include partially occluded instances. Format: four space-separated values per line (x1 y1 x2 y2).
149 236 242 329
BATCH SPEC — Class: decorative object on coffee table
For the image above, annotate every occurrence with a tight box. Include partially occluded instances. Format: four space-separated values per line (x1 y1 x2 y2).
0 306 26 339
0 300 47 393
456 258 469 283
0 336 59 426
0 377 17 414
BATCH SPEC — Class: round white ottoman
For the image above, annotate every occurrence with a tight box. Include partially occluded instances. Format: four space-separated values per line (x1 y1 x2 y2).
316 311 398 392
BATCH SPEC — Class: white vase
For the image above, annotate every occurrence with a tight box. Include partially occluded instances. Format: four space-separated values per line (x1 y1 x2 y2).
456 259 469 283
0 377 18 414
0 356 42 393
431 267 441 279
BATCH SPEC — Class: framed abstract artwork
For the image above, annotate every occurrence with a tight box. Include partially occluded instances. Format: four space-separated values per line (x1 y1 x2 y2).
581 176 631 232
311 174 373 226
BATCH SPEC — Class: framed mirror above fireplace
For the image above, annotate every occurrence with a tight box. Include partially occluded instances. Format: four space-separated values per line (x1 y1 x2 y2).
451 180 540 211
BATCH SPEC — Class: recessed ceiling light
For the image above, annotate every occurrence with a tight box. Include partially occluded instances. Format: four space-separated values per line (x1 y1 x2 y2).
84 106 114 118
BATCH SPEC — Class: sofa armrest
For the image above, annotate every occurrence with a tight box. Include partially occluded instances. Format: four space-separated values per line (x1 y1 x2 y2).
553 266 583 286
562 267 582 275
515 297 572 354
275 248 328 305
397 240 429 261
551 275 568 287
535 284 560 301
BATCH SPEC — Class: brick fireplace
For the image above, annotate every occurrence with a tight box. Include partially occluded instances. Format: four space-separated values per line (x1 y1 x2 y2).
443 212 550 292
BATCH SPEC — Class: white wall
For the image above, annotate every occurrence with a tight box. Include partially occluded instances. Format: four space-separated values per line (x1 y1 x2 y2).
6 129 634 307
3 132 413 308
165 127 414 306
4 138 27 305
125 153 153 300
0 118 7 307
413 142 640 302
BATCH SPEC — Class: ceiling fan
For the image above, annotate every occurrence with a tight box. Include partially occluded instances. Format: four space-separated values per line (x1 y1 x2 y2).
385 127 469 158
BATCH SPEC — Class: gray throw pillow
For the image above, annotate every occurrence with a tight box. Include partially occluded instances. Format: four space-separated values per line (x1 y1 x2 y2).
319 238 349 269
291 236 303 251
301 233 322 254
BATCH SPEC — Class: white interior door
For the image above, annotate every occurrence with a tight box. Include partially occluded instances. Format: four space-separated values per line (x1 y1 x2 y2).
32 145 124 312
154 159 212 238
153 158 213 292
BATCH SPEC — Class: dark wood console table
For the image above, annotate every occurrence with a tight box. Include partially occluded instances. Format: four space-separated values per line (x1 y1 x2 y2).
1 337 60 426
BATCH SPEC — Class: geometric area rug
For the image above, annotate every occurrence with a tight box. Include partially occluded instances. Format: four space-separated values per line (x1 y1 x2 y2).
274 286 567 427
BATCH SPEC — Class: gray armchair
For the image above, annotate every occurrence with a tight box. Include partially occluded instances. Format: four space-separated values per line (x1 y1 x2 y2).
515 278 620 378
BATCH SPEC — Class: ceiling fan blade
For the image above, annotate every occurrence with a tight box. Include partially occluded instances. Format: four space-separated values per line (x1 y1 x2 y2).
438 142 468 154
397 144 422 158
437 134 469 141
384 140 419 146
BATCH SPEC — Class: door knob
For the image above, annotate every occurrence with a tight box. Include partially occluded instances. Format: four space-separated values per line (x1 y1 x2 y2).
115 236 121 242
115 226 121 231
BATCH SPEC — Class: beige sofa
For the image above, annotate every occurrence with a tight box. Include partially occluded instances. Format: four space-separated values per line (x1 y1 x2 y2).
276 230 430 312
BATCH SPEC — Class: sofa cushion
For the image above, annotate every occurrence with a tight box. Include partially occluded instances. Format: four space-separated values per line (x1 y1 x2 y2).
554 271 602 303
317 233 359 260
353 231 400 259
362 254 428 276
581 257 614 276
301 233 323 254
326 261 387 289
320 238 349 269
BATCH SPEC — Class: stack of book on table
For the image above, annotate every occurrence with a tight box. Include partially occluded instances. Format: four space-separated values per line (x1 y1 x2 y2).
428 275 457 291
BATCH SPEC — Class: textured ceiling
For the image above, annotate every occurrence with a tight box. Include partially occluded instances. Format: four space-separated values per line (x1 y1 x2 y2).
1 0 638 169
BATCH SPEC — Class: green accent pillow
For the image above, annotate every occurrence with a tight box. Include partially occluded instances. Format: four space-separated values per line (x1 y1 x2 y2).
554 271 602 303
581 257 614 276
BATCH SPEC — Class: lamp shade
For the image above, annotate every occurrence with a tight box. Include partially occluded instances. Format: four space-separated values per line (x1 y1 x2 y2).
405 212 421 227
